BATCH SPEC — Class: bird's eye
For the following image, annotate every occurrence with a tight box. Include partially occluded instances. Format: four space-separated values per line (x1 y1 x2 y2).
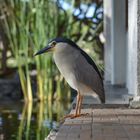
51 41 57 46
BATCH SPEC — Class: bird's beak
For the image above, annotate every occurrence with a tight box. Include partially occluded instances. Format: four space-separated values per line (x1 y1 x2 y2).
34 45 53 56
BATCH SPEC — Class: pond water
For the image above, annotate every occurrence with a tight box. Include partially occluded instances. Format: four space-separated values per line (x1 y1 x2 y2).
0 100 71 140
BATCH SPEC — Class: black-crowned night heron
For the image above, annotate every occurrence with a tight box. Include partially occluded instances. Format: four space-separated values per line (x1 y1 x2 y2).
35 37 105 118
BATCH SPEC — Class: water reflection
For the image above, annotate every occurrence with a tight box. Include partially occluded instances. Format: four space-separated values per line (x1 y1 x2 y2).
0 100 71 140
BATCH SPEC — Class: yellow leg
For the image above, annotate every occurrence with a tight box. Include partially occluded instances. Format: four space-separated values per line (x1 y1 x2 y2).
62 92 89 120
75 92 80 115
78 95 83 114
62 92 80 119
71 95 88 119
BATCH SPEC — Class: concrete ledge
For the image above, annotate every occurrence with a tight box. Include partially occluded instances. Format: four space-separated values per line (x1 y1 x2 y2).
46 108 140 140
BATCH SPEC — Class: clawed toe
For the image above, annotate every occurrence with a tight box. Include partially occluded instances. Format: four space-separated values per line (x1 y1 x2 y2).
63 114 75 119
60 93 89 121
60 113 90 121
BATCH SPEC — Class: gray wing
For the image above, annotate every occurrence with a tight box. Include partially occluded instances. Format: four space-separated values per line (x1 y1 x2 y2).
75 52 105 103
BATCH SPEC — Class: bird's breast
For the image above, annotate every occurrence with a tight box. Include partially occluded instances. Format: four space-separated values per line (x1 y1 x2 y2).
53 50 80 90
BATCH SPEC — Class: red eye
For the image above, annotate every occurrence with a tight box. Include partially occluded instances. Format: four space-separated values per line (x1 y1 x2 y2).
52 41 56 46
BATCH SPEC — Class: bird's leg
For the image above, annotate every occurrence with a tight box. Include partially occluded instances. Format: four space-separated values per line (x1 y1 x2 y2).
62 92 81 119
71 95 89 118
69 94 83 119
61 92 90 120
75 92 81 115
78 95 83 114
77 95 89 117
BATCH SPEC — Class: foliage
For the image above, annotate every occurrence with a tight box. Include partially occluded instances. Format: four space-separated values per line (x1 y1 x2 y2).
0 0 103 102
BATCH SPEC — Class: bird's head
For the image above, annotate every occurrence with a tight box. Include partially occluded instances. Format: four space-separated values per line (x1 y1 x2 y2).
34 37 78 56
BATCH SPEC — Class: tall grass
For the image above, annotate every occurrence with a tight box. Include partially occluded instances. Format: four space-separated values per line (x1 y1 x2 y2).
1 0 71 102
31 0 71 101
2 0 33 101
1 0 103 102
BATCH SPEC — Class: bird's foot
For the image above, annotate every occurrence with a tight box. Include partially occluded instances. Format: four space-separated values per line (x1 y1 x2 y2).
61 113 90 121
70 113 90 119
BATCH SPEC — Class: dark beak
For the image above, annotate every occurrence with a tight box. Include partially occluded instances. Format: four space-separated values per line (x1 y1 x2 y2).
34 45 52 56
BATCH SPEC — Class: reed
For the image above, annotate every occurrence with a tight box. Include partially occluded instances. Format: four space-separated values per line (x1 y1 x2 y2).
2 0 33 101
1 0 71 102
25 102 33 140
17 104 26 140
1 0 103 102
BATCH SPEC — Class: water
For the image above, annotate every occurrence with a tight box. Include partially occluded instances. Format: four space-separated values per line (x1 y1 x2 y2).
0 100 71 140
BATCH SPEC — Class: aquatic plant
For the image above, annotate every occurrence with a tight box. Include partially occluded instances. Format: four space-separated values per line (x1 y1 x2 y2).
0 0 103 102
0 0 71 101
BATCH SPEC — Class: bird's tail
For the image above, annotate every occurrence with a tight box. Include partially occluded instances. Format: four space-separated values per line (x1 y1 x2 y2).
100 95 105 104
99 88 105 104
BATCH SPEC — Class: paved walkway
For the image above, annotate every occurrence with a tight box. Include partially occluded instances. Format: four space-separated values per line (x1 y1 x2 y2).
54 108 140 140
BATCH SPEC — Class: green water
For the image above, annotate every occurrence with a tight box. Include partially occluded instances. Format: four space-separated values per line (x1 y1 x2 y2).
0 100 71 140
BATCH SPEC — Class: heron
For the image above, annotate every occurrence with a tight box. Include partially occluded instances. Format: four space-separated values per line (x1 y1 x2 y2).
35 37 105 118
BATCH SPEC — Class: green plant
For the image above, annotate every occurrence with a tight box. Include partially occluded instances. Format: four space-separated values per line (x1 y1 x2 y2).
0 0 103 102
1 0 71 102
